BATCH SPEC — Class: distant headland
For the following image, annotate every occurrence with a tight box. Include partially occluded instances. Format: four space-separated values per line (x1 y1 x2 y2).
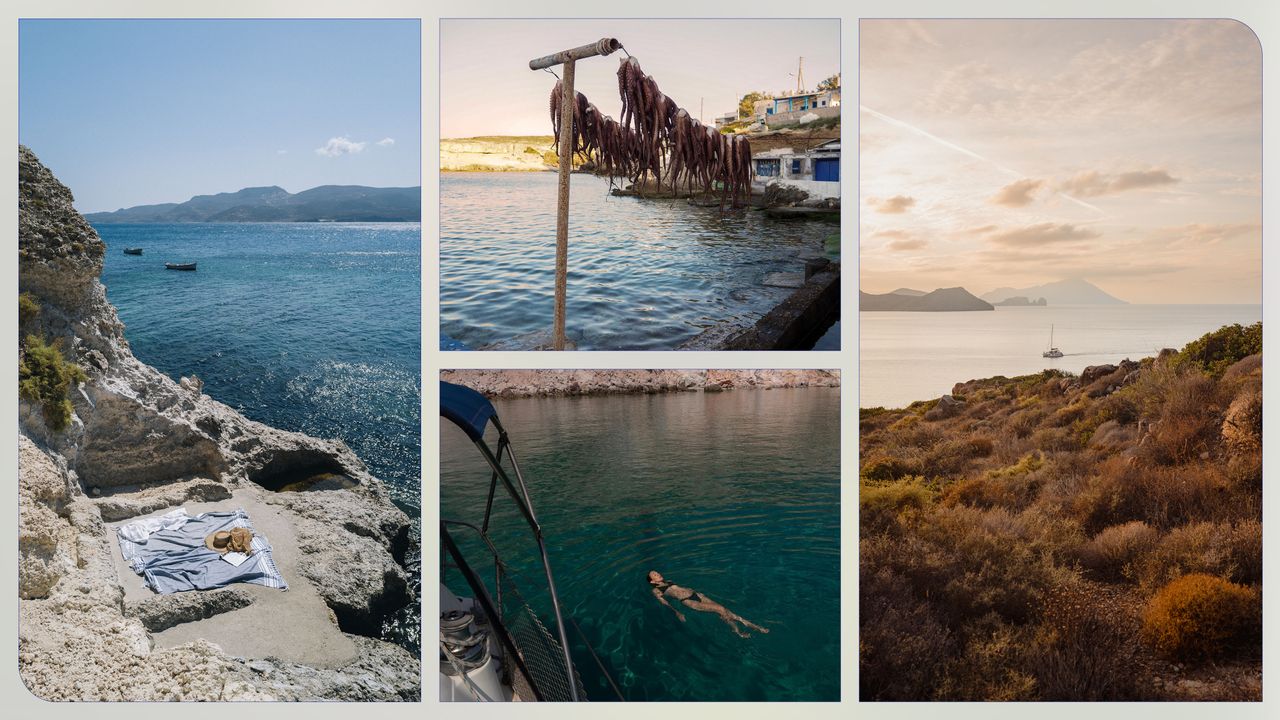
85 185 421 224
860 287 993 312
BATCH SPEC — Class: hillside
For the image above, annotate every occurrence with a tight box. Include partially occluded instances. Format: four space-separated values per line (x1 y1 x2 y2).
861 287 994 312
983 278 1126 305
85 185 420 223
440 136 557 172
860 323 1262 701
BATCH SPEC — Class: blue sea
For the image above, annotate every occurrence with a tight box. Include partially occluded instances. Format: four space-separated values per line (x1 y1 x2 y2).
440 172 840 350
96 222 421 644
440 388 841 701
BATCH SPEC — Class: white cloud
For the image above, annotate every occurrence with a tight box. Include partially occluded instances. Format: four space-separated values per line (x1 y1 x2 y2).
376 137 396 147
315 136 367 157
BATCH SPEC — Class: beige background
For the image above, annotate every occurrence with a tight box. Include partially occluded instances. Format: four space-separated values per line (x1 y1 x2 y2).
1 0 1277 718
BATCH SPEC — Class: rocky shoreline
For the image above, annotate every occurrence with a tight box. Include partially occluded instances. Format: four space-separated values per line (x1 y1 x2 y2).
441 368 840 398
17 146 419 701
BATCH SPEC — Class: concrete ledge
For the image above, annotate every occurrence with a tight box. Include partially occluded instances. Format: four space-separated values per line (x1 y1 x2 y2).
722 262 840 350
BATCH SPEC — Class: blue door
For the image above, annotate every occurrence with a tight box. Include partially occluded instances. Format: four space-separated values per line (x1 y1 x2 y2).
814 158 839 182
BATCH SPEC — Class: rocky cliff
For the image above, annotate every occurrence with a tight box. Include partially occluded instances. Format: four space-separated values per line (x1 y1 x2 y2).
17 146 419 701
440 137 556 172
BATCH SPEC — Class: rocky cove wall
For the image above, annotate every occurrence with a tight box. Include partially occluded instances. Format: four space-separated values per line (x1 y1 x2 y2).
441 368 841 398
17 146 419 700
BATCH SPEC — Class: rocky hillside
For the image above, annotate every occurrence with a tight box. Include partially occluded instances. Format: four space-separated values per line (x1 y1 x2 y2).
17 146 419 701
442 369 840 398
860 324 1261 701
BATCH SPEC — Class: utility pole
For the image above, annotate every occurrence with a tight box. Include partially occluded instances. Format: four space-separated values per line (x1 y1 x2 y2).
528 37 621 352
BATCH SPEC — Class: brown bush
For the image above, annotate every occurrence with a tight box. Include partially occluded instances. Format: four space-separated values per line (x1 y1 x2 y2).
1029 585 1141 700
1079 521 1159 581
1140 373 1222 464
861 477 933 533
1074 459 1231 532
1135 520 1262 589
861 453 920 481
860 567 953 700
1141 574 1259 661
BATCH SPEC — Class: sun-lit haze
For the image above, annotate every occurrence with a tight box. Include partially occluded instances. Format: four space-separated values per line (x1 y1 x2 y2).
441 19 839 138
860 20 1261 304
19 19 421 213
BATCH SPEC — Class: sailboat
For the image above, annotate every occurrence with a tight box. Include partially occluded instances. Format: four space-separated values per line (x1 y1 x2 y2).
1042 324 1064 358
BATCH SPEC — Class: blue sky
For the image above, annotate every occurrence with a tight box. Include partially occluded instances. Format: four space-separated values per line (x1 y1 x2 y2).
20 19 421 213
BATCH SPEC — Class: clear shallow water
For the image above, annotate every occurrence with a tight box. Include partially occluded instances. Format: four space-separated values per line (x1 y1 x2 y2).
440 389 841 701
440 172 837 350
96 222 421 647
860 304 1261 408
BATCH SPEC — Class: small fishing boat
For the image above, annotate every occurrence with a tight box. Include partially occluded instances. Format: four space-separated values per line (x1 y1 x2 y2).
440 381 616 702
1042 324 1064 358
165 262 197 271
122 247 143 255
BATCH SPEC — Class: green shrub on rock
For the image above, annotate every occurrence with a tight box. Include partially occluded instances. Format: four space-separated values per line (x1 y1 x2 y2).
19 334 85 431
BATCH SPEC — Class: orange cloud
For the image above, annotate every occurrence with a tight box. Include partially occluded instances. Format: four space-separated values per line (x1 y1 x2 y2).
987 223 1101 246
867 195 916 214
989 178 1044 207
1058 169 1179 197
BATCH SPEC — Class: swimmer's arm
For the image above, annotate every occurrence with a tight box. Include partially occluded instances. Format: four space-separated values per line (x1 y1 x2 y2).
652 587 686 622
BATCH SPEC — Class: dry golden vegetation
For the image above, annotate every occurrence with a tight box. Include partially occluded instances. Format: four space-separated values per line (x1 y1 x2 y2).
860 323 1262 701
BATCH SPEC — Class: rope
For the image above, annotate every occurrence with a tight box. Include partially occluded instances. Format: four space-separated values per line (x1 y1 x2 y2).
543 67 560 80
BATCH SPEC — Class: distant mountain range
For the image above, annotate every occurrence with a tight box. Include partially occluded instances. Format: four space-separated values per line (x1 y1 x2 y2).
85 185 421 223
982 278 1126 306
861 287 994 312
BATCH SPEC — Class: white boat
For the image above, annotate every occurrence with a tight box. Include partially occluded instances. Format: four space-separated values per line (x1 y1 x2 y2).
1042 324 1064 358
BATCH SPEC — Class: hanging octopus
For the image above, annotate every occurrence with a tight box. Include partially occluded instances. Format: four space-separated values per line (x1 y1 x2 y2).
550 56 756 206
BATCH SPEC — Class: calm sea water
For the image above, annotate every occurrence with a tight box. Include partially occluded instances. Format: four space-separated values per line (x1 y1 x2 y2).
860 304 1262 408
440 172 838 350
96 222 421 648
440 389 841 701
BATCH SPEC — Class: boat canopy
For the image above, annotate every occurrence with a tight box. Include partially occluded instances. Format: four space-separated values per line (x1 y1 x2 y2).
441 381 496 442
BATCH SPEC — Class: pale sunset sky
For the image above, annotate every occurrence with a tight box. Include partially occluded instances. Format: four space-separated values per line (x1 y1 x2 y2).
860 19 1261 304
441 19 839 138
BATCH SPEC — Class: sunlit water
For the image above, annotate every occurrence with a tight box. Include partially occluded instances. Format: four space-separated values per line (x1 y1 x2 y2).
860 304 1261 408
440 388 841 701
440 172 838 350
96 222 421 651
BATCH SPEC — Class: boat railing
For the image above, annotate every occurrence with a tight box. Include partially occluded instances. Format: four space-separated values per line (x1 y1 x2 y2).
442 520 594 701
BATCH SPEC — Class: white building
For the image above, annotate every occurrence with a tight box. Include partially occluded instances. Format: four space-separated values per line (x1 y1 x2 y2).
752 139 840 200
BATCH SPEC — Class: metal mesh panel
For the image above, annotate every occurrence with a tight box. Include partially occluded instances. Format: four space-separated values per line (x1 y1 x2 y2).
500 572 587 702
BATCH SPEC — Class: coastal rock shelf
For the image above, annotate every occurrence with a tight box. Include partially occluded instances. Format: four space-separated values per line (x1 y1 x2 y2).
440 368 841 398
17 146 419 701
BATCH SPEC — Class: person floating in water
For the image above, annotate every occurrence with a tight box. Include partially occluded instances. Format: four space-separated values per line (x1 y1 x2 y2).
648 570 769 638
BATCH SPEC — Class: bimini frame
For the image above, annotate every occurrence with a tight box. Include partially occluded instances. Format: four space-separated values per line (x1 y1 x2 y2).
440 382 580 702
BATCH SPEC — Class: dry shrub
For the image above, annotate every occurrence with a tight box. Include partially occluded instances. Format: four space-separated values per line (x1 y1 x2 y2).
861 477 932 533
1141 574 1259 661
861 453 920 482
1009 408 1045 439
1051 397 1089 427
888 413 920 432
1074 459 1230 532
937 613 1037 701
944 452 1045 510
1079 521 1158 581
1030 425 1080 452
920 437 991 477
1029 585 1140 700
967 436 995 457
860 567 953 700
1141 373 1222 464
1135 520 1262 589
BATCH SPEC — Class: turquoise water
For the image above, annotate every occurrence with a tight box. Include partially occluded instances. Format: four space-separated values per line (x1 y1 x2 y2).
860 304 1262 408
440 388 841 701
96 222 421 647
440 172 838 350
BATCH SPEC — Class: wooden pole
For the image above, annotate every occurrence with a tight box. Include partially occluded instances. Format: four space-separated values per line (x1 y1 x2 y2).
528 38 620 351
552 59 575 351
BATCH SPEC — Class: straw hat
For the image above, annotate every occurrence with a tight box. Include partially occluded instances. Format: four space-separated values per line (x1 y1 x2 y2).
205 527 254 555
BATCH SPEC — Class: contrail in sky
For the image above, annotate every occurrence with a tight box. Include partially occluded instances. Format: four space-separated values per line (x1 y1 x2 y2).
859 104 1104 215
